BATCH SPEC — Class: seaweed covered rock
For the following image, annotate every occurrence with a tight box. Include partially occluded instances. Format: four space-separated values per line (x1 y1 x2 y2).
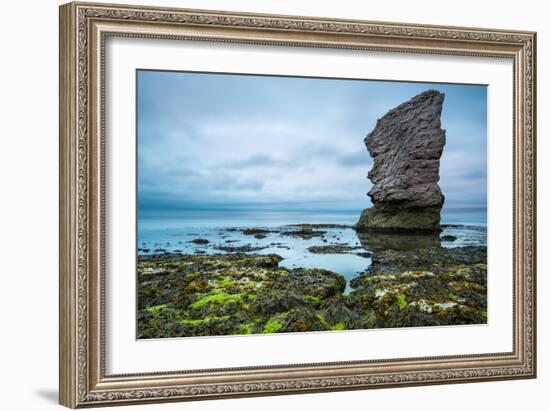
280 308 331 332
137 244 488 337
137 253 347 338
251 289 309 316
319 296 360 326
356 90 446 233
349 246 487 328
365 245 486 276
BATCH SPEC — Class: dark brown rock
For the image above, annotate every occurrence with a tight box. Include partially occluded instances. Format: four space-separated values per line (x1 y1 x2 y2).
356 90 446 233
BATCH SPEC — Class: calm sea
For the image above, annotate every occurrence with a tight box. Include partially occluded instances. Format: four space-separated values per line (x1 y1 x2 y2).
137 208 486 293
138 208 486 231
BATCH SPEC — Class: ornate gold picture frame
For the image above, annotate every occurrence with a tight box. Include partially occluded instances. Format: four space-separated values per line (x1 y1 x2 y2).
59 1 536 408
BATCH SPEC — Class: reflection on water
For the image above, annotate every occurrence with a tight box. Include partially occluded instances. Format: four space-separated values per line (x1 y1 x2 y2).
356 231 441 251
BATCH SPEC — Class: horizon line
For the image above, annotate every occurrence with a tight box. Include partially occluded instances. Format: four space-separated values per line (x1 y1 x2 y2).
138 206 488 213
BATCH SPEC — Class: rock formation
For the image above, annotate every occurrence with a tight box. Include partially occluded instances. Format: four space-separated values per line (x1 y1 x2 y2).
356 90 446 233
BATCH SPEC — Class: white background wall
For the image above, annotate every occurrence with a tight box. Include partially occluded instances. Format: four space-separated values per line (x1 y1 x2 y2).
0 0 546 410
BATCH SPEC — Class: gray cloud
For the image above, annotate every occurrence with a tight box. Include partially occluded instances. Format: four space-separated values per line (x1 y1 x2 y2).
137 71 487 212
338 151 371 167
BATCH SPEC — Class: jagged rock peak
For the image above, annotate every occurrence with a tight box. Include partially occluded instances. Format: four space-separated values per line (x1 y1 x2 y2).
356 89 446 233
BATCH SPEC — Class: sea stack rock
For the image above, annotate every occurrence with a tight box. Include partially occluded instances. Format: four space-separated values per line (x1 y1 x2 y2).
356 90 446 233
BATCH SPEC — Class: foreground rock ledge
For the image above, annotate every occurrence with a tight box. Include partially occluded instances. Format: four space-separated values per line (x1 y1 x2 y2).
356 89 446 233
137 249 486 338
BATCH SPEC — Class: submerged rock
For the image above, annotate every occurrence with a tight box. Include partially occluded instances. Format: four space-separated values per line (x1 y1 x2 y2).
213 244 267 253
190 238 209 244
356 252 373 259
356 90 446 233
242 228 273 236
290 223 353 229
280 226 326 239
307 244 361 254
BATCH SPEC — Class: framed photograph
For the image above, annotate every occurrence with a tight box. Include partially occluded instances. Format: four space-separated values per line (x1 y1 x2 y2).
59 2 537 408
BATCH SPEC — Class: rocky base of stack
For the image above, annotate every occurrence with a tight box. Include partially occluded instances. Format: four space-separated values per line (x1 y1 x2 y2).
355 206 442 233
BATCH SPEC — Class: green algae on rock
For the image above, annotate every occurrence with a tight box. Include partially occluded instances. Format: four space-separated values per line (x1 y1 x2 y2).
137 245 487 338
348 245 487 328
137 253 346 338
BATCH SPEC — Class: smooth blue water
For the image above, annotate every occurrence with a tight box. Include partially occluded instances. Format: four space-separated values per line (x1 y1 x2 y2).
138 209 363 229
138 209 487 293
441 208 487 226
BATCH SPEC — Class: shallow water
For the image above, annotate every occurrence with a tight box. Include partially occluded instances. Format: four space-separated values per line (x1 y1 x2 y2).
138 210 487 293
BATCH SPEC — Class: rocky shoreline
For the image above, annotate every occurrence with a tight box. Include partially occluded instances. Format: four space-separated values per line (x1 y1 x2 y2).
137 239 487 338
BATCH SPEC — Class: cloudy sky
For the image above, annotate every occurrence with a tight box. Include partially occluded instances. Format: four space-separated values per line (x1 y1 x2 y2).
137 70 487 213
